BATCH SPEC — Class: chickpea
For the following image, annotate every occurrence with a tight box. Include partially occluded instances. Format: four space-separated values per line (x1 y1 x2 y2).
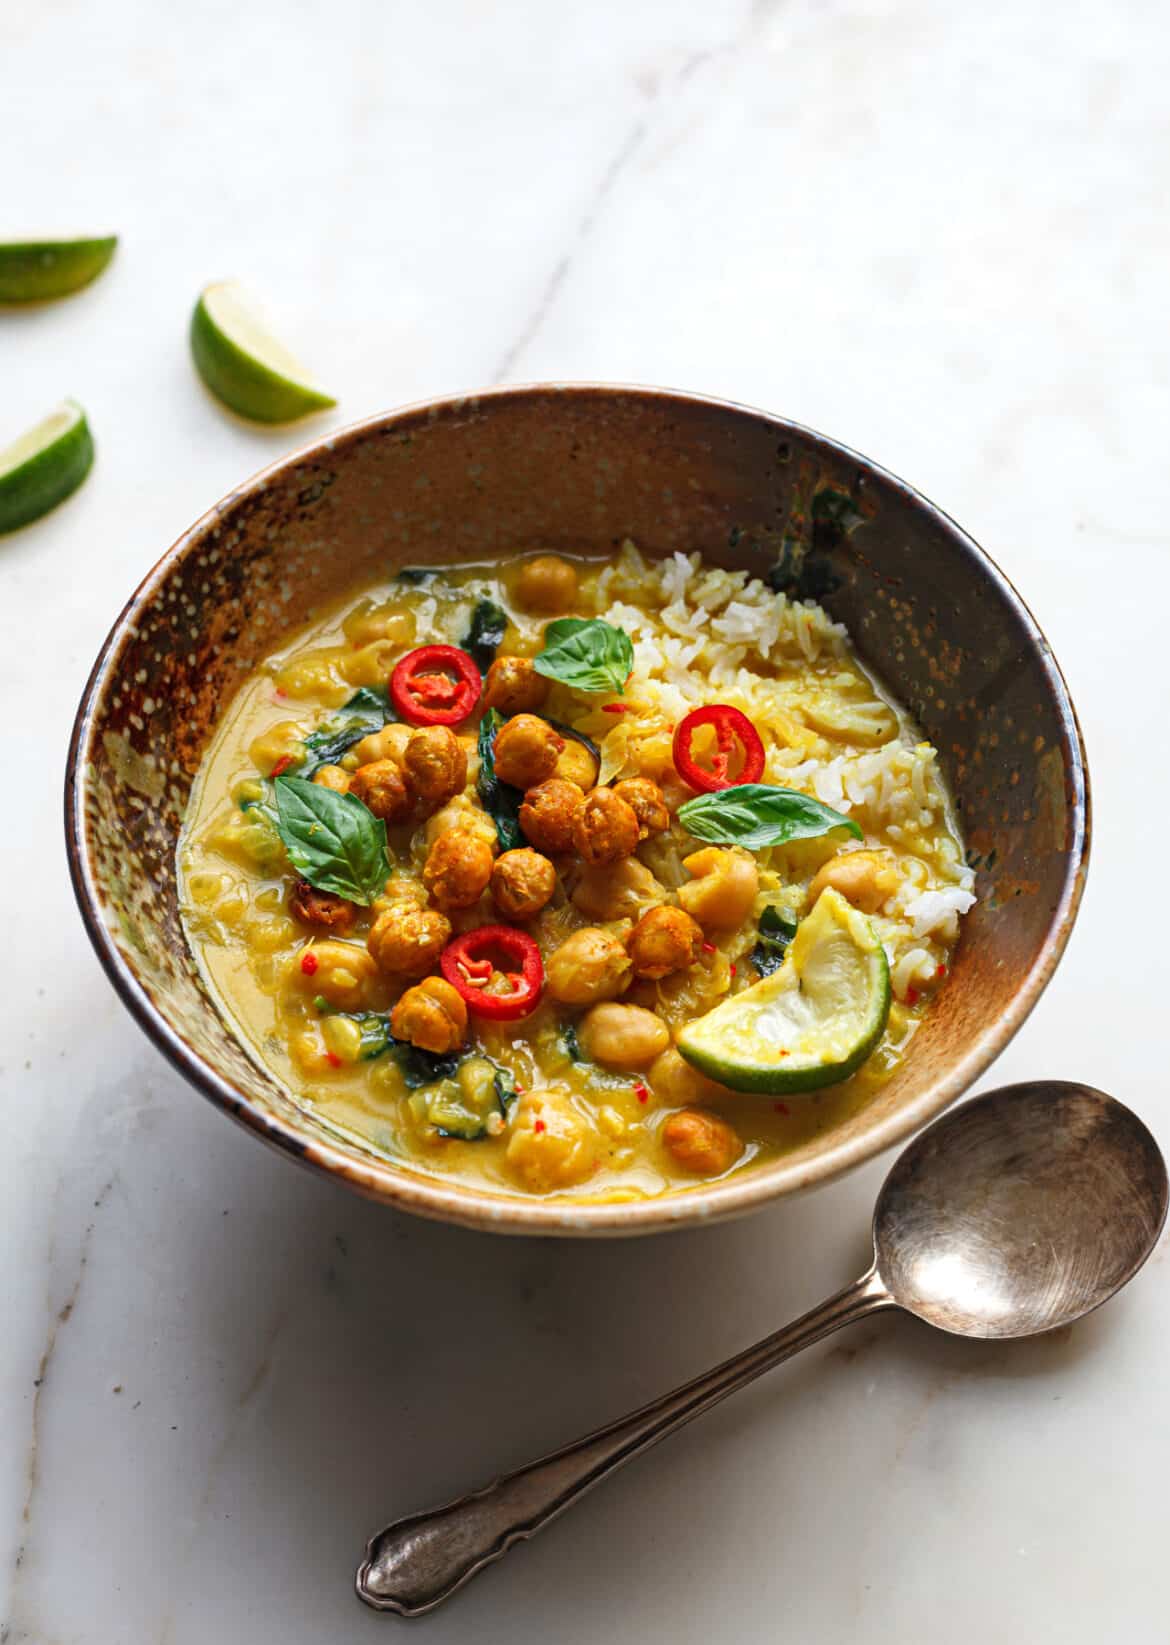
288 878 357 935
649 1047 732 1107
613 777 670 838
423 827 495 910
294 940 379 1011
571 857 663 922
367 906 452 976
627 905 702 980
390 976 467 1055
506 1089 596 1191
483 656 550 716
350 759 413 823
312 764 351 794
516 554 579 613
573 787 640 867
373 875 429 915
662 1108 743 1176
493 714 564 790
519 778 584 855
425 796 499 855
579 1003 670 1070
554 739 599 791
677 847 759 930
546 927 632 1005
352 723 412 769
490 848 557 920
343 602 415 648
808 849 899 914
404 725 467 815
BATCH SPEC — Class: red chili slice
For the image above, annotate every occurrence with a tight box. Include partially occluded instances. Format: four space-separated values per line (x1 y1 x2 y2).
672 704 765 792
390 645 482 726
441 925 545 1021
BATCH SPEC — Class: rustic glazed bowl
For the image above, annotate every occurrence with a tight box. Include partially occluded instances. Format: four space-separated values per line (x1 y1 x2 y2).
66 385 1089 1236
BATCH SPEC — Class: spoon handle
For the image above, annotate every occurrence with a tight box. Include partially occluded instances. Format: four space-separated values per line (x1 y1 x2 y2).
356 1266 892 1615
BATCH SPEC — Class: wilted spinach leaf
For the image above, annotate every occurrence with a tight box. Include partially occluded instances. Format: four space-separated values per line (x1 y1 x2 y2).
477 708 523 851
751 905 799 979
300 686 392 777
463 598 508 671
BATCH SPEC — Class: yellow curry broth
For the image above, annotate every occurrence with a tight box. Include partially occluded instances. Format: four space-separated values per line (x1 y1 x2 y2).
179 550 961 1201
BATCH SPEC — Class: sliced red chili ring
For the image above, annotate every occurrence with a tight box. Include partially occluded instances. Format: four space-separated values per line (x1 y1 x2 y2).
390 645 482 726
440 925 545 1021
672 704 765 792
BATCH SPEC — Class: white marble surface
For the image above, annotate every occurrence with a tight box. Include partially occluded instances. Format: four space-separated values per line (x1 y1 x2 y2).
3 1 1169 1638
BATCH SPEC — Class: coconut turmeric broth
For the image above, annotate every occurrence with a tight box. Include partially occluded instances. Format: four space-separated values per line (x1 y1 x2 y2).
179 544 974 1201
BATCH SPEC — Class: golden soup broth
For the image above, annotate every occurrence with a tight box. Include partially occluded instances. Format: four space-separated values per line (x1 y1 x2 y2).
179 546 971 1201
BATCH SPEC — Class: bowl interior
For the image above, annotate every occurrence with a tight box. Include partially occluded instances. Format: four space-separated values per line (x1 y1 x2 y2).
67 386 1088 1234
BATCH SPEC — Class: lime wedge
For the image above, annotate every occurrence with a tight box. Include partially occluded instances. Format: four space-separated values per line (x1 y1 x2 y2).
189 282 337 423
677 887 891 1094
0 237 118 302
0 401 94 534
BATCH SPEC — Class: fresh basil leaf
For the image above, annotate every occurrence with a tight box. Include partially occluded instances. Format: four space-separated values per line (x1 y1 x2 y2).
300 686 392 777
533 618 633 695
272 776 390 904
677 783 862 851
752 905 799 979
476 708 524 851
463 598 508 672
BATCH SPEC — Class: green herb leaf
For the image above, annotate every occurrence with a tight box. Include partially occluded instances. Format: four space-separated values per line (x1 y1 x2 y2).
300 686 392 777
492 1064 519 1111
533 618 633 695
476 708 523 851
752 905 799 979
463 598 508 671
388 1037 463 1089
677 784 862 851
272 776 390 904
560 1022 583 1063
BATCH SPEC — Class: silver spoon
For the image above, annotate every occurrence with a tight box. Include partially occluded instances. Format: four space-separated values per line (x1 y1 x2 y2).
356 1081 1167 1616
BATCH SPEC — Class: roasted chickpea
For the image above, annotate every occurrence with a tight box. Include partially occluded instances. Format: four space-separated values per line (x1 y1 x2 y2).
808 849 899 914
613 778 670 838
554 738 599 791
349 758 413 823
579 1003 670 1069
677 847 759 929
519 778 584 855
352 723 412 768
493 714 564 790
545 927 632 1005
573 787 640 867
390 976 467 1055
294 940 379 1011
490 848 557 920
516 554 578 613
627 905 703 980
483 656 550 716
662 1108 743 1175
571 857 664 921
425 796 499 855
288 878 357 934
312 764 351 794
649 1047 732 1107
423 827 495 910
404 725 467 815
367 906 452 976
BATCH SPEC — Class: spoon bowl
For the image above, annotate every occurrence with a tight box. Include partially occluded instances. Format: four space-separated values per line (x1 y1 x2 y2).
873 1081 1168 1339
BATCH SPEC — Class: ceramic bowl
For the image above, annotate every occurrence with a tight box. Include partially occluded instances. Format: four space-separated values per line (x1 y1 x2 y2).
66 385 1089 1235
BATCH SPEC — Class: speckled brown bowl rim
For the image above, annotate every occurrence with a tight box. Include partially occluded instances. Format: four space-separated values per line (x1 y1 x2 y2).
65 383 1090 1237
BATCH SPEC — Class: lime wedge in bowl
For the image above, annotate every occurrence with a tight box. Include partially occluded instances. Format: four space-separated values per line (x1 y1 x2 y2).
0 237 118 302
678 887 891 1094
0 400 94 534
190 282 337 423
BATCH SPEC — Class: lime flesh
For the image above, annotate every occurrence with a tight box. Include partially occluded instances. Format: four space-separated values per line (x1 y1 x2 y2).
0 401 94 534
0 237 117 302
189 282 337 424
677 888 891 1094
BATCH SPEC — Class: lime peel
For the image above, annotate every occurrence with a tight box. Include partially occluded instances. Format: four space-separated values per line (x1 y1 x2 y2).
0 237 118 302
0 401 94 534
677 887 891 1094
189 281 337 424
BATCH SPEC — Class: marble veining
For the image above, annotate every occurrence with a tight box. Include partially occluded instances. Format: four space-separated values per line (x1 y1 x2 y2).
4 1 1170 1640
